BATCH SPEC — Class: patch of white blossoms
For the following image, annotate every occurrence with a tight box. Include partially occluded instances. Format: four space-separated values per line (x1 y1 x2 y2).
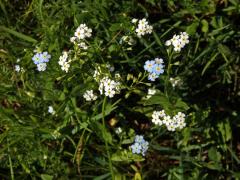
99 77 121 98
58 51 71 73
165 32 189 52
83 90 97 101
152 110 186 131
70 23 92 50
133 18 153 37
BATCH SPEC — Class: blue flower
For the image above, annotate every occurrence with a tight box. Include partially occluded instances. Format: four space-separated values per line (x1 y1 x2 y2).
135 135 144 143
41 51 51 63
153 64 164 75
131 135 149 156
32 51 51 64
130 143 142 154
148 73 158 81
141 141 149 156
32 53 43 64
144 60 155 73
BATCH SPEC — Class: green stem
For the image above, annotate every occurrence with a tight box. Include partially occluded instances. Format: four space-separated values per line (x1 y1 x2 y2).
164 50 173 98
7 139 14 180
102 96 114 178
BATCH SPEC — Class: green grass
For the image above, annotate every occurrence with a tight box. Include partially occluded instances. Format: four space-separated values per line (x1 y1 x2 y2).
1 0 240 179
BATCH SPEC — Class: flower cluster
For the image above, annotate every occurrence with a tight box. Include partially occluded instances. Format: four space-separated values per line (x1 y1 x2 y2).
99 77 121 98
152 110 186 131
70 24 92 49
83 90 97 101
58 51 71 72
165 32 189 52
144 58 165 81
134 18 153 37
32 51 51 71
130 135 149 156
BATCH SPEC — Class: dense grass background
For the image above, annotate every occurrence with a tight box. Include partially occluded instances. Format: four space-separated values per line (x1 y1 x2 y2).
1 0 240 179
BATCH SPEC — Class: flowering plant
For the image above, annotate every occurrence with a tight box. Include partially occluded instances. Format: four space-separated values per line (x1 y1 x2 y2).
1 0 239 179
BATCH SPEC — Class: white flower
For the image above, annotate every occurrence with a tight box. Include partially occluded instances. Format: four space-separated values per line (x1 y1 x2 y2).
154 58 164 65
131 18 138 23
74 24 92 40
83 90 97 101
115 127 122 134
166 32 189 52
48 106 55 114
99 77 121 98
70 36 76 43
151 110 186 131
146 88 156 99
78 42 88 50
165 40 171 46
37 63 47 71
163 115 172 126
148 88 156 95
135 18 153 37
170 77 181 88
16 58 21 63
59 51 71 72
15 65 21 72
105 88 115 98
61 62 70 72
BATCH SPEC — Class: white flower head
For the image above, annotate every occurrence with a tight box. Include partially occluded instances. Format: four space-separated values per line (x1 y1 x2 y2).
78 42 88 50
131 18 138 24
166 32 189 52
146 88 156 99
70 36 77 43
99 77 121 98
37 63 47 71
48 106 55 115
59 51 71 72
74 24 92 40
135 18 153 37
115 127 122 134
15 65 21 72
83 90 97 101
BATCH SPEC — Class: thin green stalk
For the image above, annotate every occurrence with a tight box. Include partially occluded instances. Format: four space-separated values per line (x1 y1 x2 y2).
102 96 114 179
7 139 14 180
164 50 173 98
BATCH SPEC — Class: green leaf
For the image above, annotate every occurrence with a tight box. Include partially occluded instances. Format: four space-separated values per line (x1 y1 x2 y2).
208 147 221 162
0 26 37 43
111 151 144 162
93 173 111 180
174 98 189 111
143 92 171 109
201 19 209 33
92 102 117 121
109 23 122 32
201 52 219 76
186 21 199 35
40 174 53 180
